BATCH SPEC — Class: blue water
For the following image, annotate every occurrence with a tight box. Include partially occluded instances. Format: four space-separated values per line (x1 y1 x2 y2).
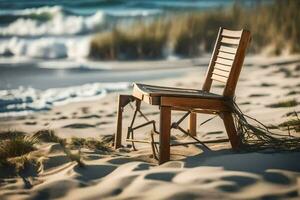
0 0 255 14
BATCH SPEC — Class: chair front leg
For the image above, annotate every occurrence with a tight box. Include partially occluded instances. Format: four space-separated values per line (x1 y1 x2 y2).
115 94 134 149
188 112 197 136
221 112 240 150
159 106 171 164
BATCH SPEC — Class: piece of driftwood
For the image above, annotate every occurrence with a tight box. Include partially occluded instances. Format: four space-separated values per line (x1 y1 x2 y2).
114 27 251 164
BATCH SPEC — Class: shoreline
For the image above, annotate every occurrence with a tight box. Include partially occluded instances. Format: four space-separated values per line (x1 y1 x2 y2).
1 54 300 119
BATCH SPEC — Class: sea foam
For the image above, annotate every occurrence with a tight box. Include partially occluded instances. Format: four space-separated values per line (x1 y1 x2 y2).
0 8 106 36
0 36 91 59
0 82 130 117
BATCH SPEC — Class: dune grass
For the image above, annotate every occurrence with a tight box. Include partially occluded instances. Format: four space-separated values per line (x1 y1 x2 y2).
0 132 38 172
89 1 300 60
0 130 116 177
90 21 167 60
0 130 26 140
0 135 37 161
0 130 88 174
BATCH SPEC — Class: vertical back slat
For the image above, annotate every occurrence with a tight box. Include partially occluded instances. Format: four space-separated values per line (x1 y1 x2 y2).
202 27 223 92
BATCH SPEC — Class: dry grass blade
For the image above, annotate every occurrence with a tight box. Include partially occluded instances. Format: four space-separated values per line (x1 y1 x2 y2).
228 100 300 151
33 129 63 143
0 135 37 160
70 137 112 152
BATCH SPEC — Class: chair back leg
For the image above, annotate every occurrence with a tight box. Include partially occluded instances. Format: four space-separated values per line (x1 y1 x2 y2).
222 112 240 149
159 106 171 164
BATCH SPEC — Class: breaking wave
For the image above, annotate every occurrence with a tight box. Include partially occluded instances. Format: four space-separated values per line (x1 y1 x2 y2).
0 36 91 59
0 5 162 37
0 8 106 36
0 82 130 117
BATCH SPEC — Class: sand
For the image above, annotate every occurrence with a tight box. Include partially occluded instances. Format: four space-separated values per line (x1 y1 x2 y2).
1 55 300 200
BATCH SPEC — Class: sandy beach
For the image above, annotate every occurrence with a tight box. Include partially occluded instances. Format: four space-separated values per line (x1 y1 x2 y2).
1 55 300 200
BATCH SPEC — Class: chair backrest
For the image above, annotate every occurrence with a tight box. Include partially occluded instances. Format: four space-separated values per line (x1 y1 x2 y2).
202 27 251 98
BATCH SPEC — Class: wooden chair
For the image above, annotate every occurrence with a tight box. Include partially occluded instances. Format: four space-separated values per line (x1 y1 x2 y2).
114 27 251 164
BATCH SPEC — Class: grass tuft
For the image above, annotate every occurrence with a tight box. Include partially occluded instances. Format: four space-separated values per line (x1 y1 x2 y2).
33 129 63 143
0 136 37 160
279 113 300 132
70 137 111 152
0 133 38 173
0 130 26 140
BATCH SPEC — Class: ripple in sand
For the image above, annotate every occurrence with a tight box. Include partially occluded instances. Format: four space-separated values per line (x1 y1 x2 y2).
248 93 269 97
24 121 37 125
78 114 101 119
63 123 95 129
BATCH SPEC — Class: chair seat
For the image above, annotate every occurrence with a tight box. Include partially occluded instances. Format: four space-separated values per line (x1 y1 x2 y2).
133 83 224 100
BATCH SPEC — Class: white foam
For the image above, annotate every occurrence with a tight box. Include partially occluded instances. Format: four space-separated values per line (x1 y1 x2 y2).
27 39 67 59
0 10 106 36
0 82 130 117
0 36 91 59
104 9 162 17
0 6 63 16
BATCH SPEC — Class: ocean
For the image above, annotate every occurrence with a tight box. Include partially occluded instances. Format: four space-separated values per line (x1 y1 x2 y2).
0 0 266 117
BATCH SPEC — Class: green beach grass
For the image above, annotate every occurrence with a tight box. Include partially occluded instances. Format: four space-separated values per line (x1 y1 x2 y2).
89 1 300 60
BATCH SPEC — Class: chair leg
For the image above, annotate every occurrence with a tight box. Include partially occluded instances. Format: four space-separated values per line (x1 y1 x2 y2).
115 95 133 149
222 112 240 150
188 112 197 136
159 106 171 164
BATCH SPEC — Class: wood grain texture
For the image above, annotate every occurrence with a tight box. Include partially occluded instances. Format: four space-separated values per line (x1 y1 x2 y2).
221 37 240 45
213 68 230 77
215 57 234 66
214 63 232 72
219 45 238 54
222 29 243 38
212 74 228 83
159 106 171 164
188 112 197 136
222 112 240 149
223 30 251 97
218 51 235 60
